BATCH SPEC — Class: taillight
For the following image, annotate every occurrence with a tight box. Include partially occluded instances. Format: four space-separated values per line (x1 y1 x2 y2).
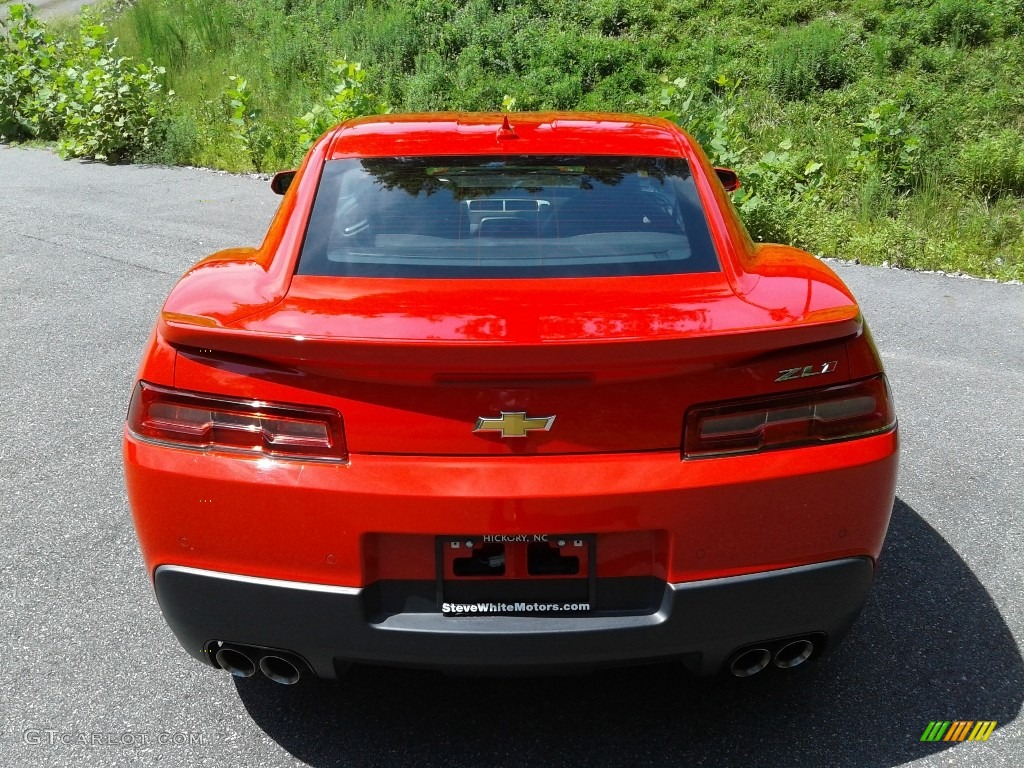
126 382 347 462
684 375 895 458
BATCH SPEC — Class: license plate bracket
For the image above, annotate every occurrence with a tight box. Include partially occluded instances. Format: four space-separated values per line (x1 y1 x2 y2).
437 534 596 616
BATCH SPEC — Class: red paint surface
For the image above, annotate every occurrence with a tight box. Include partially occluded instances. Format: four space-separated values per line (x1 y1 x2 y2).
124 113 898 590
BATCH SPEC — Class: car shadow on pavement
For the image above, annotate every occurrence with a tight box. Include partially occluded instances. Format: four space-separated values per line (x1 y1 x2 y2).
236 498 1023 767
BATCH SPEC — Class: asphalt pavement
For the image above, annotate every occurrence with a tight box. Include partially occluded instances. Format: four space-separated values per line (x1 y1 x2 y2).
0 145 1022 767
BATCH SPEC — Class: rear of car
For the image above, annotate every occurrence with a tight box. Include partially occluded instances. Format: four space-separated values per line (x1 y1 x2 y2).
123 113 898 682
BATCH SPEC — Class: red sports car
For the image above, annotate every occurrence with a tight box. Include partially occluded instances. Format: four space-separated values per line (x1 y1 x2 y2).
123 112 898 684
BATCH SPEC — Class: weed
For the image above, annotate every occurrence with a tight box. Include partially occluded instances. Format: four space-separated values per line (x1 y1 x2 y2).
848 99 923 193
224 75 270 171
767 21 854 100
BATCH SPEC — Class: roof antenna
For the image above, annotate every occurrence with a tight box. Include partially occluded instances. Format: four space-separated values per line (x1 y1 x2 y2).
496 115 518 141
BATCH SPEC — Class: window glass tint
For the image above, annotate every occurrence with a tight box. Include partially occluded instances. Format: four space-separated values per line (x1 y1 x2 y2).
297 155 720 278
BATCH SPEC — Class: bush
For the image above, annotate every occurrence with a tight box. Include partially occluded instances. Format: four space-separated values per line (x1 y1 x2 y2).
927 0 993 47
295 58 389 161
955 130 1024 199
0 3 69 140
867 34 913 74
763 0 821 26
658 75 829 245
1 5 168 160
585 0 658 36
402 50 456 111
138 108 200 165
767 21 854 100
728 139 828 246
57 15 167 161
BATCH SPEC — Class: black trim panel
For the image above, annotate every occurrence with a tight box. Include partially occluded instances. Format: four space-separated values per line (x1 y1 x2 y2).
154 557 874 676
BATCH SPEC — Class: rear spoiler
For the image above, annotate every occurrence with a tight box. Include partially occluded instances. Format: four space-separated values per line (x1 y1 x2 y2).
159 312 863 383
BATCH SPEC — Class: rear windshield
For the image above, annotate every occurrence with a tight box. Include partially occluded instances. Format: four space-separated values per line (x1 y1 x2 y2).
296 155 720 278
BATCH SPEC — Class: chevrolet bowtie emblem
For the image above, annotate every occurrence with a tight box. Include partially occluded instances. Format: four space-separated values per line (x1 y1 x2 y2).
473 412 556 438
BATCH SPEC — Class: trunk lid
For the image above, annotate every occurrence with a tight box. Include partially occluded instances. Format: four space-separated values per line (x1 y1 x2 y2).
163 272 862 455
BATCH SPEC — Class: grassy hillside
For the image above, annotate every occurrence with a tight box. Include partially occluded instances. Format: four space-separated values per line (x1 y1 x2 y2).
6 0 1024 279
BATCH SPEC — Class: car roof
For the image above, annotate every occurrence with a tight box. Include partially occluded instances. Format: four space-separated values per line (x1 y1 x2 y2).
325 112 693 159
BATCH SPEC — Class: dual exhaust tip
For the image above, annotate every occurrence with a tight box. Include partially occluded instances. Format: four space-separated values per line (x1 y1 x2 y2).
214 639 815 682
728 637 816 678
213 644 305 685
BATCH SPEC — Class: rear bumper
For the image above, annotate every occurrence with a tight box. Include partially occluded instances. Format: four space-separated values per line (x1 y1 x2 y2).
155 557 874 676
128 428 897 674
125 430 899 588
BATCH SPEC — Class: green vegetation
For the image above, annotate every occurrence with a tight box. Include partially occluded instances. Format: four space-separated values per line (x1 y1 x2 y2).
768 21 855 101
0 4 166 160
2 0 1023 280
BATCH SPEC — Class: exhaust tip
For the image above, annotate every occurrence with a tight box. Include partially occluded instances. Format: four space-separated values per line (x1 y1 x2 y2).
215 647 256 678
259 654 301 685
774 639 814 669
729 647 771 678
